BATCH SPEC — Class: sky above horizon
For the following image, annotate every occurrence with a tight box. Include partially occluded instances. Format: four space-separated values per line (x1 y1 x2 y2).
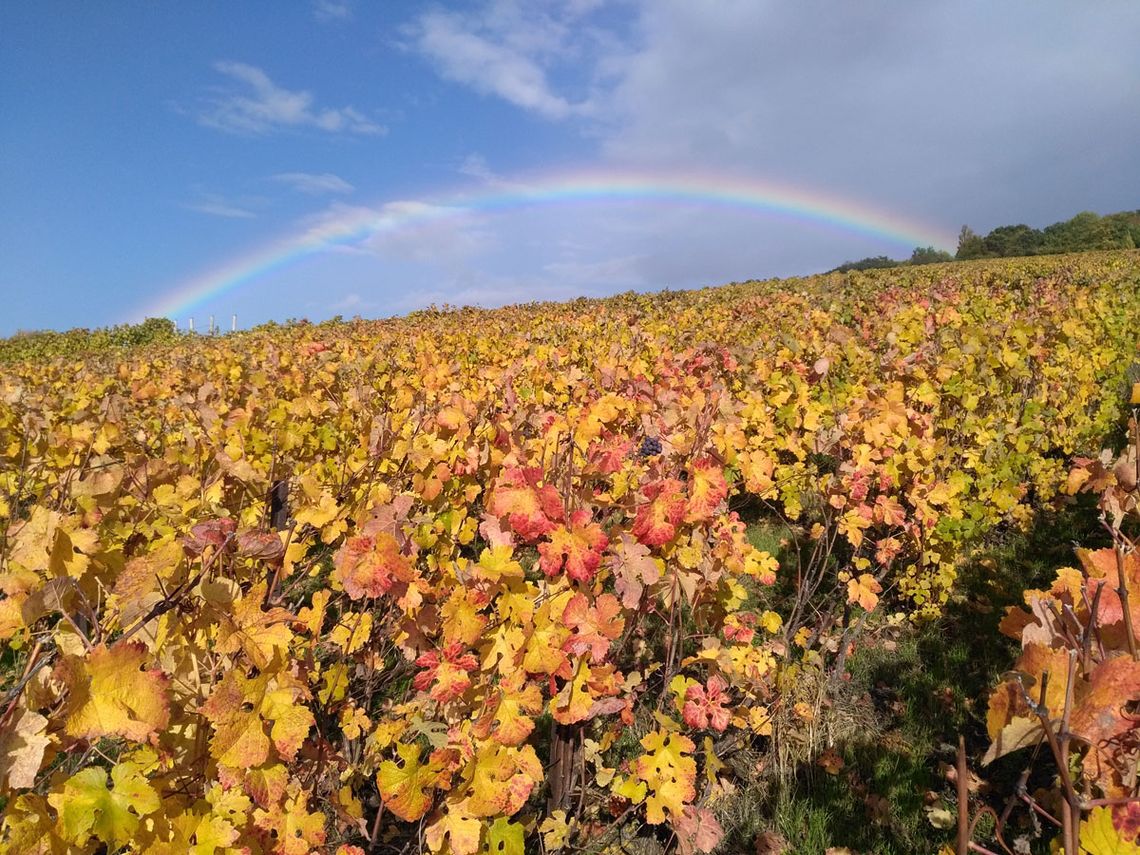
2 1 1138 335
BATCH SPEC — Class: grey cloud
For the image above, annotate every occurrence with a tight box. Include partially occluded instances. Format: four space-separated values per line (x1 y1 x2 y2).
602 1 1140 234
411 1 1138 243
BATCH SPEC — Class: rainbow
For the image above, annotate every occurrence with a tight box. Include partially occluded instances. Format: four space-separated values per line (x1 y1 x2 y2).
140 168 958 320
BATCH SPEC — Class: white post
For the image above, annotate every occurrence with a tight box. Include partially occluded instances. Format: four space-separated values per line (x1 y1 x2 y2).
231 314 237 332
209 315 215 335
188 318 194 333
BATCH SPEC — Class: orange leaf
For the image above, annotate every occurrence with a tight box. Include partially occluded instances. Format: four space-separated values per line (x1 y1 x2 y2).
632 479 686 547
538 510 608 583
846 573 882 612
986 643 1071 741
685 459 728 523
1070 655 1140 780
562 592 625 662
1078 547 1140 644
414 643 479 703
332 532 415 601
487 467 565 542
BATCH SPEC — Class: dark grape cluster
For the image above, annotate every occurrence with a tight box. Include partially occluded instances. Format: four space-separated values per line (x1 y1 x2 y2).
637 436 662 458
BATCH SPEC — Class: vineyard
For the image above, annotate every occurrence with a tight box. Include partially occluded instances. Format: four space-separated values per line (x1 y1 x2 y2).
1 250 1139 854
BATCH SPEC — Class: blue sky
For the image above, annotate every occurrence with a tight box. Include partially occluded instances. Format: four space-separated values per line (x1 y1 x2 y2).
2 1 1138 334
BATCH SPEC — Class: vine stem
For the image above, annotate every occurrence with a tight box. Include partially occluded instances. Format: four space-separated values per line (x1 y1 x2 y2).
956 735 969 855
1031 669 1079 855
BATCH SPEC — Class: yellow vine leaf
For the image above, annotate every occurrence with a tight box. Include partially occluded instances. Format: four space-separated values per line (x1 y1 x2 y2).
425 797 482 855
252 787 326 855
63 641 170 742
0 704 50 789
635 729 697 824
472 672 543 746
329 611 373 654
377 742 445 822
538 810 572 850
215 582 295 668
1079 806 1140 855
199 670 314 770
0 793 67 854
466 743 543 817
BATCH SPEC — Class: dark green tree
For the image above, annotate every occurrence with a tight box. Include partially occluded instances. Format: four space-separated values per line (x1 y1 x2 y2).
956 225 985 259
909 246 954 265
981 224 1044 257
1042 211 1115 253
829 256 901 273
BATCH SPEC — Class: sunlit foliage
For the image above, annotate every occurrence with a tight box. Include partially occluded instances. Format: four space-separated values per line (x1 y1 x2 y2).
0 251 1138 853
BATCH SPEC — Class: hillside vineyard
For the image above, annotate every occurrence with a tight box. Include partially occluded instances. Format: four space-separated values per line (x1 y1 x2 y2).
1 251 1139 853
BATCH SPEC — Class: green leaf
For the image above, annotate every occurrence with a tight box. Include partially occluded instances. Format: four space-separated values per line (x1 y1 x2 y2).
48 762 158 849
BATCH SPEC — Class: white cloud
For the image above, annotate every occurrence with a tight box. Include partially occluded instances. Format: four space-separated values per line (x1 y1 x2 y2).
361 202 494 265
312 0 352 23
330 292 368 311
458 153 496 182
295 200 495 266
407 7 596 120
198 61 385 135
271 172 355 195
183 192 259 219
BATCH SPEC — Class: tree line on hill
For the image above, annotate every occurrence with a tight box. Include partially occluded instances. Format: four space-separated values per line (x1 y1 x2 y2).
831 208 1140 273
0 316 177 363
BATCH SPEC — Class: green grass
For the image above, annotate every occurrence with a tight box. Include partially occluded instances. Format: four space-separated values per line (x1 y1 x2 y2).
746 519 788 558
725 494 1108 854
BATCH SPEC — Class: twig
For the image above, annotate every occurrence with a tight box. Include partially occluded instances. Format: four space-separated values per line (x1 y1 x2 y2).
368 800 385 851
1081 581 1104 673
1114 544 1138 661
0 641 53 726
119 543 225 643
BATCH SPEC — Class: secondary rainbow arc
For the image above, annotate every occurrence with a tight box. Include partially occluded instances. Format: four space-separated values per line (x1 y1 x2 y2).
140 169 958 320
